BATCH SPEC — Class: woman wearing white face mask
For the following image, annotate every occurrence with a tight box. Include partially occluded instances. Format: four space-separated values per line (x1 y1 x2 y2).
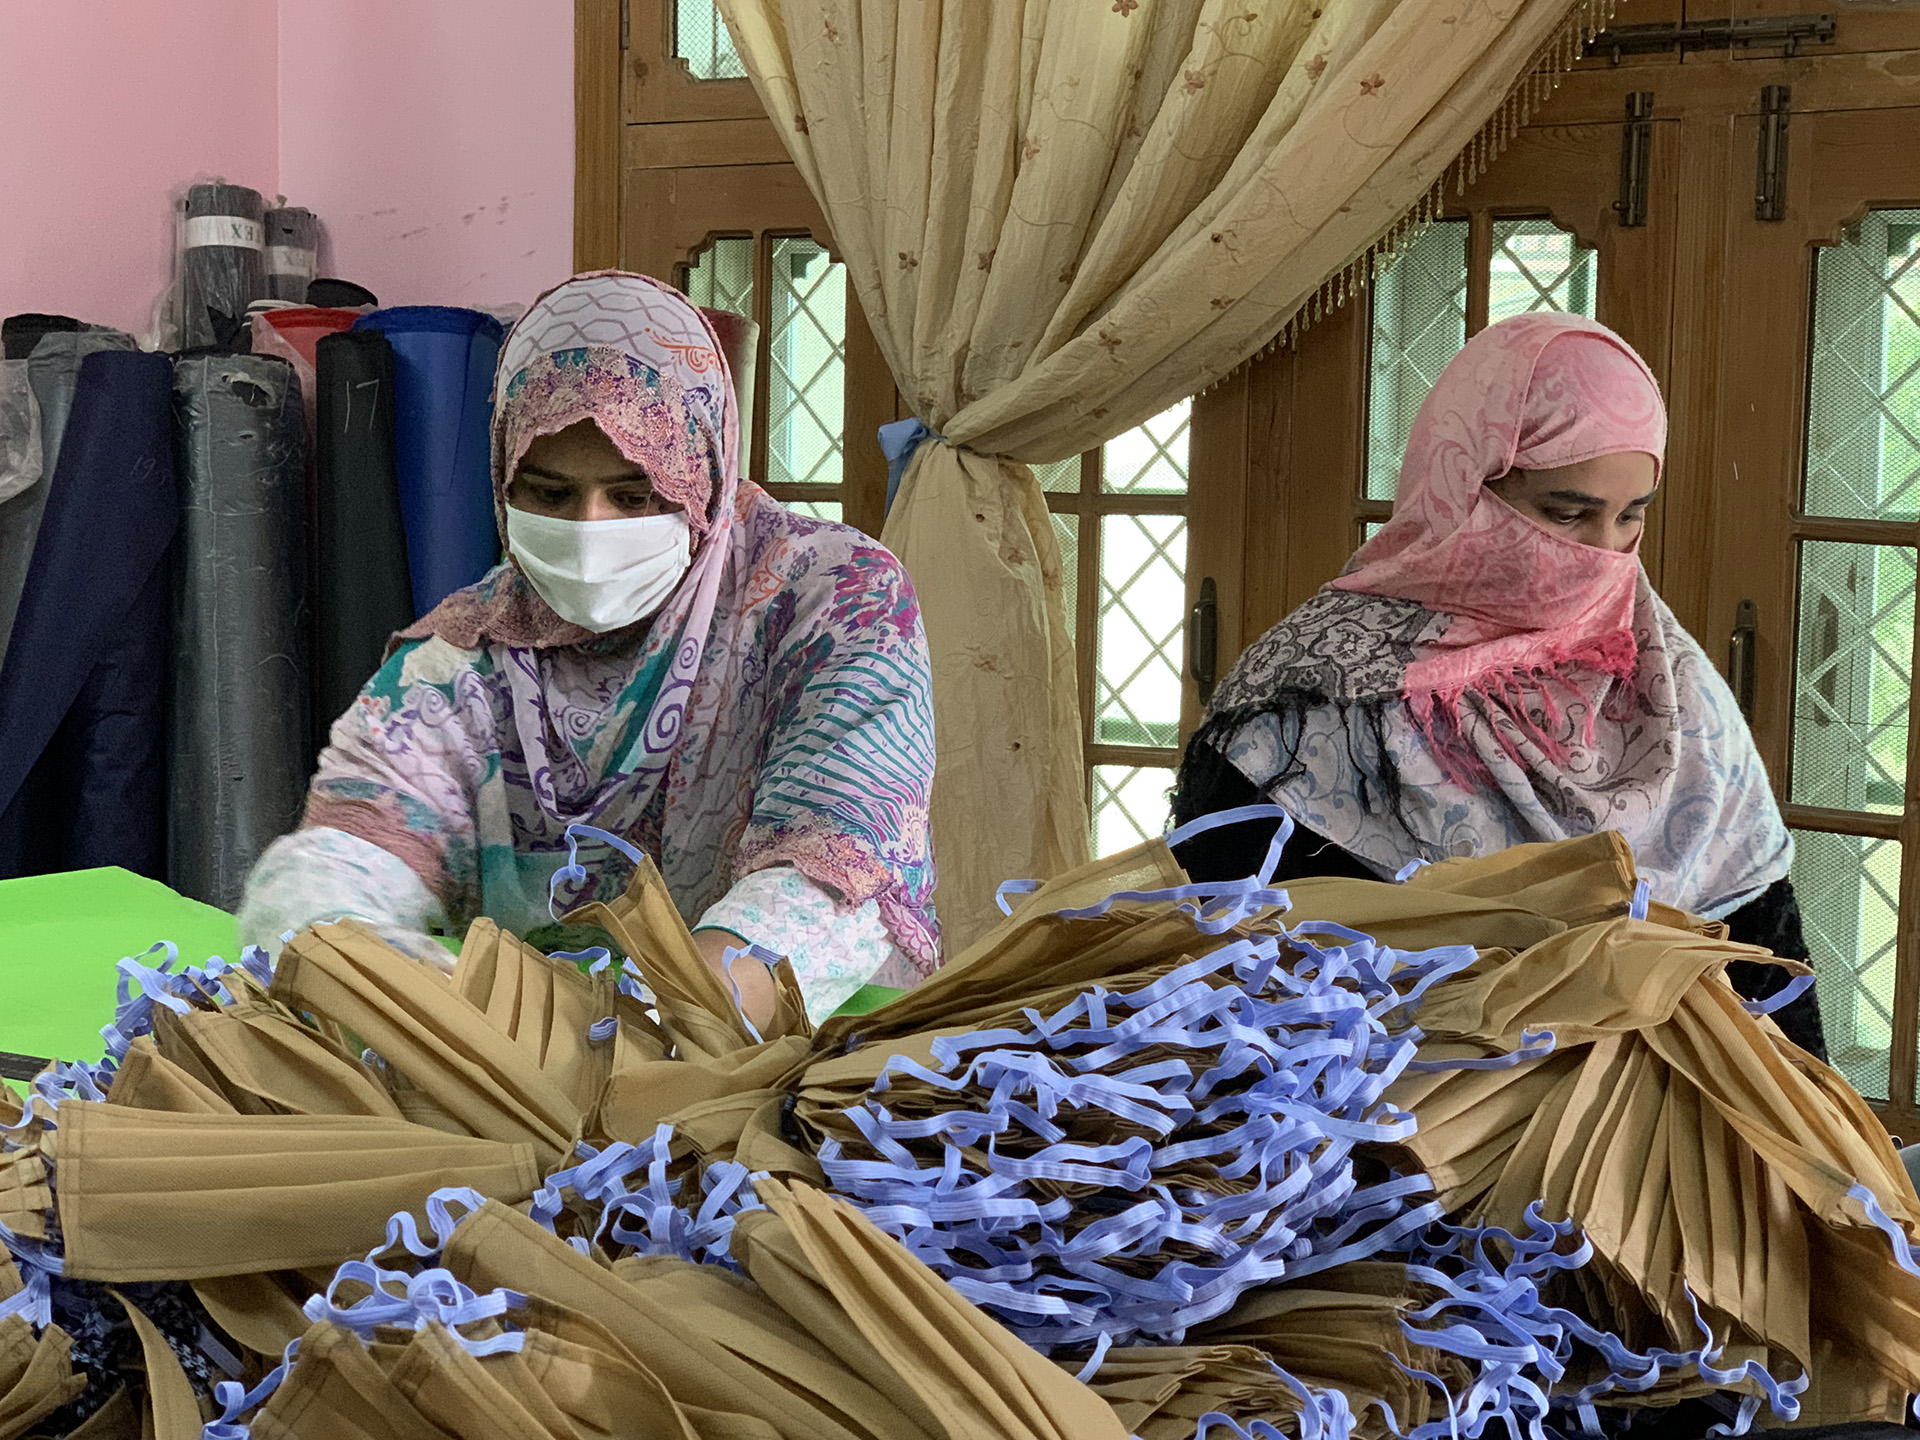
239 273 938 1025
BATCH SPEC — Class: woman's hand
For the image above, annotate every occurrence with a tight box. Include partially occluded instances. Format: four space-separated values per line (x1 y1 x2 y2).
695 927 777 1032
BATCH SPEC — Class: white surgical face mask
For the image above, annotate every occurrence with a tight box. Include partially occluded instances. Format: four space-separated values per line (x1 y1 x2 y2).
506 507 693 633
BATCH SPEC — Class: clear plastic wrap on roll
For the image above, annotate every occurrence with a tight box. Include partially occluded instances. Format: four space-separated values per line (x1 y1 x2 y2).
0 329 136 677
169 355 312 909
180 183 267 351
264 206 321 303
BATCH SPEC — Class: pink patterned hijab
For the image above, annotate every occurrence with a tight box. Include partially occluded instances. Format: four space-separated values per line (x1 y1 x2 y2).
1334 313 1666 714
1184 313 1789 918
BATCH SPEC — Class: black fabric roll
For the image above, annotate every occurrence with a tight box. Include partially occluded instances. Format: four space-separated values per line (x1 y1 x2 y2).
265 207 321 303
311 329 413 755
169 354 312 910
0 329 137 676
306 278 379 309
180 183 267 352
2 313 81 361
0 351 177 880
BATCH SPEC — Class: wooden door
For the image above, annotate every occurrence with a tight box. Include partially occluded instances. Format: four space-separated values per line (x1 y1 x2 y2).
1709 103 1920 1126
1241 107 1684 634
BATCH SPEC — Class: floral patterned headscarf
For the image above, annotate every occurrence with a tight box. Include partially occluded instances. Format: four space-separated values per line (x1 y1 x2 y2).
323 273 941 965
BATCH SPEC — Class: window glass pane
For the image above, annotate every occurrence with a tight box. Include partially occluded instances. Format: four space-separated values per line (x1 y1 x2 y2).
1790 540 1915 815
785 500 842 523
768 237 846 490
1367 220 1468 502
674 0 747 80
1053 513 1079 647
680 235 753 317
1792 828 1900 1101
1489 218 1598 324
1805 210 1920 523
1103 400 1190 495
1097 515 1186 749
1093 765 1174 858
1362 521 1386 545
1034 457 1082 494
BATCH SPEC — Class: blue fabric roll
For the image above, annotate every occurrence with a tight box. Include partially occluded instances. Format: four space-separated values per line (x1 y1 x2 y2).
352 306 504 616
0 350 177 879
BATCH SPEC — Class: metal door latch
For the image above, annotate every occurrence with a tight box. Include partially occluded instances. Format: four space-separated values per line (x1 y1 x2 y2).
1190 577 1219 706
1729 599 1760 719
1616 92 1655 228
1757 85 1792 222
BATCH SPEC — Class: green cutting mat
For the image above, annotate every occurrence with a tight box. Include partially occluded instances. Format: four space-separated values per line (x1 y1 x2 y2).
0 867 904 1082
0 867 238 1070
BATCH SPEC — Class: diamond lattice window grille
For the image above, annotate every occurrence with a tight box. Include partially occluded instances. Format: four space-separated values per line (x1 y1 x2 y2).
1806 212 1920 523
1103 400 1191 495
1096 514 1187 751
1790 541 1916 815
1792 828 1901 1101
1093 765 1175 858
1489 218 1597 323
674 0 747 79
680 236 754 319
1367 220 1469 501
768 237 847 490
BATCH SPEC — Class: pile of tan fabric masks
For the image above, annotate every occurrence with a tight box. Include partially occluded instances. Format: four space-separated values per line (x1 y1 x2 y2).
3 826 1919 1440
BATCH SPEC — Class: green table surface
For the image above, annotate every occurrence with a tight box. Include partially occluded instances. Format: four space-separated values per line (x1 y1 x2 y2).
0 867 239 1071
0 868 904 1080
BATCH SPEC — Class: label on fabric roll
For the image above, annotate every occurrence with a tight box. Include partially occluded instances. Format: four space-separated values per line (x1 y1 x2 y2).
183 216 264 250
265 245 316 277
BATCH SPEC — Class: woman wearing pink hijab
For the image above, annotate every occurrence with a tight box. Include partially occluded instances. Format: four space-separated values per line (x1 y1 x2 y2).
1172 312 1824 1057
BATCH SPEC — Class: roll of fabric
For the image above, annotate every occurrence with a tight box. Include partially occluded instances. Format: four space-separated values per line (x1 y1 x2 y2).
1 313 80 361
311 329 413 750
351 307 504 616
307 279 378 310
0 329 137 676
180 183 267 352
264 207 320 303
0 351 177 880
169 355 312 910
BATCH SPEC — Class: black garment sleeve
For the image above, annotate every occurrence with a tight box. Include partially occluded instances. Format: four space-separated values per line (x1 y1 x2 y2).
1168 743 1378 885
1721 877 1829 1063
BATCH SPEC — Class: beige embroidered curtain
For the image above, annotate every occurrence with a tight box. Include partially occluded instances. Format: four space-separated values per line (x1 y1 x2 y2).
720 0 1601 952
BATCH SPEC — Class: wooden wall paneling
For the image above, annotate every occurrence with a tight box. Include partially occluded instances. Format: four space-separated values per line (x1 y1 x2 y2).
1282 302 1370 617
624 0 767 123
620 161 831 284
1726 0 1920 57
1546 48 1920 126
1656 110 1732 638
841 298 893 537
1707 110 1814 780
575 0 625 272
1240 347 1296 648
1185 373 1251 738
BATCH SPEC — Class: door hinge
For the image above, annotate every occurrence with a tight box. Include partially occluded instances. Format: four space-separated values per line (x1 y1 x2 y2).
1587 14 1835 62
1615 91 1654 228
620 0 631 51
1756 85 1792 222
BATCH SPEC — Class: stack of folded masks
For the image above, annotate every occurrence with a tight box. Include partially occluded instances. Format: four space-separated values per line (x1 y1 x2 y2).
2 825 1918 1439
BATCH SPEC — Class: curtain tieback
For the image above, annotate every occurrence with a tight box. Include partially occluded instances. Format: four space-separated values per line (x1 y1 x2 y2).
878 418 946 514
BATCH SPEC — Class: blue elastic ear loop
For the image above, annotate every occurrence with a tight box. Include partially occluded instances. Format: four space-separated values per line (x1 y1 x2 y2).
548 822 648 921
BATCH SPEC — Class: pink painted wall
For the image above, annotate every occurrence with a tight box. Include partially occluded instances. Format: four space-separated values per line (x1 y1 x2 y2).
0 2 280 337
0 1 575 339
277 1 576 315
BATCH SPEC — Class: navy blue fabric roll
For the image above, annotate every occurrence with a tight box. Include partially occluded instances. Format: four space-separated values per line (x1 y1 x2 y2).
351 306 504 616
0 351 177 880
